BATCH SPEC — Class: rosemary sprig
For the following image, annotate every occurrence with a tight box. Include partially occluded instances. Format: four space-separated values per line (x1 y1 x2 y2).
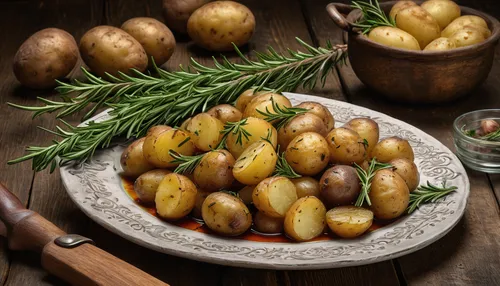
352 0 396 34
218 119 252 148
481 129 500 141
169 150 206 174
273 149 301 179
9 38 347 172
257 97 308 130
407 181 457 214
354 158 393 206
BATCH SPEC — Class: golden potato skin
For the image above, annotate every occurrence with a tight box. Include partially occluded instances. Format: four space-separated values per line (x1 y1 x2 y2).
185 113 224 151
233 141 277 185
187 1 255 51
147 125 172 137
295 102 335 131
371 136 414 163
13 28 78 89
285 132 330 176
162 0 211 34
423 37 456 51
369 169 409 220
80 26 148 77
284 196 326 242
389 1 417 20
193 150 235 191
226 117 278 159
191 188 212 219
206 104 243 124
121 17 176 67
253 211 284 234
368 26 421 50
449 27 487 48
441 15 489 38
155 173 198 220
278 113 328 151
134 169 171 204
202 192 252 236
390 158 420 191
343 118 379 155
326 206 373 239
396 6 441 49
326 127 366 165
120 137 155 178
143 128 196 168
319 165 361 208
252 177 298 218
291 177 320 198
243 93 292 120
462 24 492 39
235 89 257 112
421 0 461 30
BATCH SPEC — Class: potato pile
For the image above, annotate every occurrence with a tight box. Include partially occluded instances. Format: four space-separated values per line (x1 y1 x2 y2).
121 90 421 241
369 0 491 51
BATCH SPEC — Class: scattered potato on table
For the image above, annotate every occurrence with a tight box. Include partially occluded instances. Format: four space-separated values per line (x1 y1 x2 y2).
389 0 417 20
291 177 320 198
191 188 212 219
202 192 252 236
185 113 224 151
134 169 171 204
371 136 414 163
284 196 326 242
343 118 379 155
326 206 373 238
226 117 277 159
243 93 292 121
233 141 277 185
278 113 328 151
441 15 489 38
206 104 243 124
390 158 420 192
295 102 335 131
369 169 410 220
143 128 195 168
285 132 330 176
252 176 298 218
253 211 284 234
423 37 456 51
395 6 441 49
326 127 366 165
120 137 155 178
155 173 198 220
449 27 487 48
193 150 235 191
368 27 421 50
319 165 361 208
162 0 211 34
238 185 255 205
421 0 461 30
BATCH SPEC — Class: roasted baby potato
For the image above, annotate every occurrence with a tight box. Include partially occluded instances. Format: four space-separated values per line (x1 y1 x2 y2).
147 125 172 137
395 6 441 49
155 173 198 220
235 89 258 112
226 117 278 159
162 0 211 34
79 26 148 77
284 196 326 241
252 177 298 218
371 136 414 163
278 113 328 150
206 104 243 124
253 211 284 234
193 150 235 191
390 158 420 192
319 165 361 208
233 141 277 185
441 15 489 38
291 177 320 198
191 188 212 219
326 206 374 238
368 26 421 50
369 169 410 220
187 1 255 51
343 118 379 155
421 0 461 30
185 113 224 151
449 27 487 48
13 28 79 89
143 128 196 168
389 0 417 20
238 185 255 205
202 192 252 236
120 137 155 178
243 93 292 120
285 132 330 176
295 101 335 131
423 37 456 51
134 169 171 204
326 127 366 165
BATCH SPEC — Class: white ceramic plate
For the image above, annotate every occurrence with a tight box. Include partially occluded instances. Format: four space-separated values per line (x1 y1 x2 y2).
60 92 469 270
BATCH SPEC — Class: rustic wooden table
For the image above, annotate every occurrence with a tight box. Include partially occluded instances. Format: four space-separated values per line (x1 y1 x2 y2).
1 0 499 285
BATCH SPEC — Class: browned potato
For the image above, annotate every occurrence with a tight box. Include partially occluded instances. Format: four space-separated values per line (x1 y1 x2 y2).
369 169 409 220
285 132 330 176
389 1 417 20
238 185 255 205
252 177 298 218
243 93 292 120
390 158 420 191
284 196 326 241
191 188 212 219
396 6 441 49
226 117 278 159
319 165 361 208
13 28 79 89
155 173 198 220
421 0 461 30
206 104 243 124
162 0 211 34
121 17 176 67
235 89 257 112
193 150 235 191
185 113 224 151
326 206 373 238
295 102 335 131
278 113 328 150
79 26 148 77
343 118 379 155
143 128 196 168
253 211 284 234
423 37 456 51
134 169 171 204
120 137 155 178
202 192 252 236
326 127 366 165
371 136 414 163
291 177 320 198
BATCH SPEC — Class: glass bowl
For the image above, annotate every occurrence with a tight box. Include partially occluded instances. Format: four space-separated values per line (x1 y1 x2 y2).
453 109 500 173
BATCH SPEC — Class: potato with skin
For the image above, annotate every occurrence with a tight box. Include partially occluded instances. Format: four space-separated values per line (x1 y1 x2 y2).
79 26 148 77
206 104 243 124
295 102 335 131
343 118 379 155
185 113 224 151
202 192 252 236
253 211 284 234
252 177 298 218
291 177 320 198
326 206 373 239
235 89 257 112
120 138 155 178
421 0 461 30
396 6 441 49
193 150 235 191
462 25 492 39
13 28 79 89
449 27 487 48
155 173 198 220
143 128 196 168
233 141 277 185
371 136 414 163
441 15 489 38
226 117 278 159
326 127 366 165
162 0 211 34
179 118 192 131
278 113 328 151
134 169 171 204
369 169 409 220
285 132 330 176
191 188 212 219
424 37 456 51
238 185 255 205
147 125 172 137
389 1 417 20
368 26 421 50
187 1 255 51
390 158 420 191
319 165 361 208
243 93 292 120
121 17 176 67
284 196 326 242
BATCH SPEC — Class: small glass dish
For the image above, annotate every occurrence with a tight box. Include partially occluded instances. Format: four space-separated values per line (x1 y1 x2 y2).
453 109 500 173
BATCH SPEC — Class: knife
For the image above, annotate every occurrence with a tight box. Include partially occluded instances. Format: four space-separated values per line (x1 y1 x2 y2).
0 183 168 286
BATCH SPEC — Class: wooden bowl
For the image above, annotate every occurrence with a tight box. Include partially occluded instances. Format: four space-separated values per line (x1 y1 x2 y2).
327 2 500 103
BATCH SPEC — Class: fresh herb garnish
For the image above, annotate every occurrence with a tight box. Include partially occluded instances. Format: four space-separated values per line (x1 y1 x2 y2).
169 150 205 174
256 97 308 130
351 0 396 34
354 158 393 206
407 181 457 214
273 149 301 179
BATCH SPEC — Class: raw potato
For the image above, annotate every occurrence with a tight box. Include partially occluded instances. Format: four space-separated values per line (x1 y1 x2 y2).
368 26 421 50
185 113 224 151
326 206 373 238
423 37 456 51
343 118 379 155
285 132 330 176
79 26 148 77
13 28 79 89
319 165 361 208
441 15 489 38
449 27 486 48
326 127 367 165
243 93 292 120
162 0 211 34
193 150 235 191
191 188 212 219
462 24 492 39
252 177 298 218
143 128 196 168
389 1 417 20
233 141 277 185
120 138 155 178
226 117 278 158
371 136 414 163
295 101 335 131
390 158 420 191
421 0 461 30
369 169 410 220
396 6 441 49
253 211 284 234
238 185 255 205
155 173 198 220
134 169 172 204
284 196 326 242
278 113 328 151
291 177 320 198
206 104 243 124
187 1 255 51
202 192 252 236
121 17 176 67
